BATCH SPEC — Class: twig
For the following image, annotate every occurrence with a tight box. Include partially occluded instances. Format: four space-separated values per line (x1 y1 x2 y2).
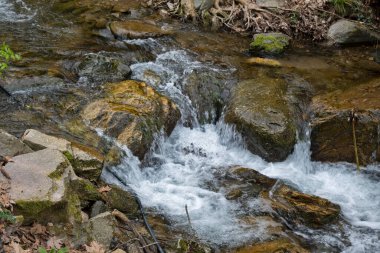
350 109 360 171
185 205 192 229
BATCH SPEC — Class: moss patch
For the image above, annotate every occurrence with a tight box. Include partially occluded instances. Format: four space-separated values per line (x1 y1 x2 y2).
250 33 290 55
48 161 69 179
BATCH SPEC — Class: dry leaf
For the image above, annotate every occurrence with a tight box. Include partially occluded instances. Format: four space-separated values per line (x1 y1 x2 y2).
46 236 64 250
84 241 105 253
98 186 111 193
10 241 32 253
30 223 46 235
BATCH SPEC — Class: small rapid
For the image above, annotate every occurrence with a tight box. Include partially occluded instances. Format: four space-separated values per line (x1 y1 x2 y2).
0 0 35 22
102 41 380 252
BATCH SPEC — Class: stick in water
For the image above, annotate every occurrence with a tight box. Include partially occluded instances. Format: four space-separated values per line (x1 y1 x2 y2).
185 204 192 229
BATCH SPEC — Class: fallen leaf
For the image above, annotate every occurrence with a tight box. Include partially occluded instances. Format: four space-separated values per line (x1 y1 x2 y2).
84 241 105 253
30 223 46 235
10 241 32 253
46 236 64 249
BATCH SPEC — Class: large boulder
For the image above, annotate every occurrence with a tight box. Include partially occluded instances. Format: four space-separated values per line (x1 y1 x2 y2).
82 80 180 159
0 129 32 157
1 149 82 224
110 20 172 40
225 78 296 162
183 68 236 124
310 78 380 165
224 167 341 228
327 20 380 45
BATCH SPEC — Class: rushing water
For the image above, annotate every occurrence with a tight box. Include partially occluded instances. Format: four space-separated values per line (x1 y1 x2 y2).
102 42 380 252
1 1 379 251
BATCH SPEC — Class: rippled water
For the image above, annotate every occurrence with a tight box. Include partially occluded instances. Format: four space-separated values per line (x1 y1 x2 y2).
102 43 380 252
0 0 35 22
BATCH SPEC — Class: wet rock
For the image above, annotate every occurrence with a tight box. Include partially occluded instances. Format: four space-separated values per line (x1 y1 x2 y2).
76 53 131 85
223 167 340 228
177 239 212 253
310 78 380 165
225 78 296 162
0 129 32 157
236 238 309 253
328 20 380 45
110 20 172 40
269 184 341 228
2 149 81 224
82 80 180 159
21 129 71 152
184 68 235 124
101 185 139 217
69 178 101 208
250 33 291 55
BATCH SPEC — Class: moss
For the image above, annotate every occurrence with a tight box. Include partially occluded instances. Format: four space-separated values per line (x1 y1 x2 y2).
177 239 211 253
15 200 54 224
48 161 69 179
65 194 82 224
250 34 290 54
69 179 100 202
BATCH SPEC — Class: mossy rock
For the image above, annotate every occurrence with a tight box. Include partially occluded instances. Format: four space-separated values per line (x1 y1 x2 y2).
69 179 101 205
101 185 139 217
250 33 290 55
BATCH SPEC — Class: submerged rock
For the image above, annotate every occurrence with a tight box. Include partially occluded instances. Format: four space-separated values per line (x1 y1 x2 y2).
225 78 296 162
310 78 380 165
82 80 180 159
328 20 380 45
2 149 81 224
223 167 341 228
0 129 32 157
250 33 291 55
76 53 131 85
110 20 172 39
236 238 309 253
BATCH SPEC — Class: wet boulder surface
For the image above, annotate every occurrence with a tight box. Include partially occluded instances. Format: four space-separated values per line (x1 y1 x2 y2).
224 76 297 162
310 78 380 165
82 80 181 159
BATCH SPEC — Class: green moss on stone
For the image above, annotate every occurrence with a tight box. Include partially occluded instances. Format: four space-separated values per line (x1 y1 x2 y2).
250 34 290 54
48 161 69 179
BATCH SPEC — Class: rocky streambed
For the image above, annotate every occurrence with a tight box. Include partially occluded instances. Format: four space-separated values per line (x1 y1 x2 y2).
0 0 379 252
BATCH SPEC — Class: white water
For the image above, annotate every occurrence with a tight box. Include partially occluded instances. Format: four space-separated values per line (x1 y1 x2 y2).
0 0 35 22
101 43 380 252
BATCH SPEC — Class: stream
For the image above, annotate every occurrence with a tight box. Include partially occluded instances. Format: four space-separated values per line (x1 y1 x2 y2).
1 0 380 252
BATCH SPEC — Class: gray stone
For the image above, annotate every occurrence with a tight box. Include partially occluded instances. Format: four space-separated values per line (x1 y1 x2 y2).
85 212 116 248
110 20 173 40
77 53 131 85
91 201 108 218
328 20 380 45
2 149 80 224
256 0 285 8
21 129 71 152
0 129 32 157
195 0 214 11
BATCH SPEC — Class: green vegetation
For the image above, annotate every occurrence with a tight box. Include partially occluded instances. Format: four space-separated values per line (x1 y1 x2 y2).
0 42 21 76
38 246 69 253
250 34 290 55
0 210 16 223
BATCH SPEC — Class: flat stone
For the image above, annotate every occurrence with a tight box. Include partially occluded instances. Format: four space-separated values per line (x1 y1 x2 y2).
236 238 309 253
2 149 77 224
256 0 286 8
110 20 173 39
71 144 104 181
0 129 33 157
21 129 71 152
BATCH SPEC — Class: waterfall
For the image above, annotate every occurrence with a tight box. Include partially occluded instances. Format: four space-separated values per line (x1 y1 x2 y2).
99 40 380 251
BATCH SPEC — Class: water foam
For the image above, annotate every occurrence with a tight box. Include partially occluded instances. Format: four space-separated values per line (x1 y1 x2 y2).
0 0 35 22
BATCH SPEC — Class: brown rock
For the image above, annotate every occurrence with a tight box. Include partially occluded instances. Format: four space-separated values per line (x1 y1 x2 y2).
310 78 380 165
82 80 180 159
236 238 309 253
110 20 172 39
